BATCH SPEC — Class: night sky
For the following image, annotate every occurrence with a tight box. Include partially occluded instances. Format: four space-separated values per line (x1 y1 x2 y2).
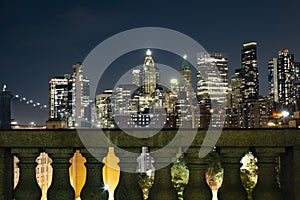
0 0 299 125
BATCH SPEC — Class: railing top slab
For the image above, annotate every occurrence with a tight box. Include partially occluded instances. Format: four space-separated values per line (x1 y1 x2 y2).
0 129 299 148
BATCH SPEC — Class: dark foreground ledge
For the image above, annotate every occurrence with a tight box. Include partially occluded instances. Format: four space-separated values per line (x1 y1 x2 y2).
0 128 299 199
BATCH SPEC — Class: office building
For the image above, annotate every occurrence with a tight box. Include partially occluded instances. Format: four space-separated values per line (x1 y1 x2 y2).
241 42 259 102
48 76 71 121
72 63 91 127
268 58 279 103
95 90 114 128
197 52 228 128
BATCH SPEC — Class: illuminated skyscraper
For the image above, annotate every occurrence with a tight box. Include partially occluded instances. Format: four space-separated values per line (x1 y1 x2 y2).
225 69 244 128
180 56 192 85
197 52 228 128
96 90 114 128
277 49 295 108
268 58 278 103
240 42 259 128
48 75 71 122
142 49 160 95
197 52 228 103
241 42 259 102
72 62 91 127
268 50 297 112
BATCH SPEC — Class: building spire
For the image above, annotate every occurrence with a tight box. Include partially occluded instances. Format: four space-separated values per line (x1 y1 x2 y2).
146 49 152 56
181 55 190 70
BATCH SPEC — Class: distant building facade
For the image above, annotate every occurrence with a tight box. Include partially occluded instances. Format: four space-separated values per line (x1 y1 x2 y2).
72 63 91 127
268 49 300 114
197 52 228 128
47 63 90 129
48 75 71 122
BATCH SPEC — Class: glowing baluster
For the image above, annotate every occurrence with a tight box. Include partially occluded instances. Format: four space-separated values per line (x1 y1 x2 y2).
35 152 53 200
240 152 258 200
13 155 20 190
205 149 224 200
69 150 87 200
137 147 155 200
171 148 189 200
102 147 120 200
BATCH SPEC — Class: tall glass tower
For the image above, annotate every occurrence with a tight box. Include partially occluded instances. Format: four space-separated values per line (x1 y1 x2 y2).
241 42 259 102
277 49 295 108
72 62 91 127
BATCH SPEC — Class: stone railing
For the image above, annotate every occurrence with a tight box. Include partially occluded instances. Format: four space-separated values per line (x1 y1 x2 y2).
0 129 299 200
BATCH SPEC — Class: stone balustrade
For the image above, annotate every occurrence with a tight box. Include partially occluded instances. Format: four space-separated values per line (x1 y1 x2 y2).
0 129 299 200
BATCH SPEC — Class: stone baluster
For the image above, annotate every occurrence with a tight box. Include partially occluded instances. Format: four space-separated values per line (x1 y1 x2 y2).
12 148 41 200
115 171 141 200
47 148 75 200
144 148 177 200
253 147 285 200
219 147 249 200
151 165 177 200
184 147 210 199
115 153 142 200
81 148 107 200
0 148 13 199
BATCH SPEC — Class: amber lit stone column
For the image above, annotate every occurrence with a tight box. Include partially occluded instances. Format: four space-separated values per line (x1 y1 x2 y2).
253 147 285 200
47 148 75 200
0 148 13 199
12 148 41 200
81 149 107 200
184 147 210 200
219 147 248 200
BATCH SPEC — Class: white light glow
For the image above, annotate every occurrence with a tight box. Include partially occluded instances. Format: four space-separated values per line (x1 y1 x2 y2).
170 78 178 85
103 185 109 191
183 54 187 59
146 49 152 56
281 111 289 117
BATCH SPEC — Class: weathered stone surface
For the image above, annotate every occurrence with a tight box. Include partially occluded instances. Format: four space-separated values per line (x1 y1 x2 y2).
0 129 299 199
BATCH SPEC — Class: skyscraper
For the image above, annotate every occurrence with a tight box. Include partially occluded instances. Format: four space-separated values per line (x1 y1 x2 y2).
72 62 91 127
240 42 259 128
277 49 295 109
268 58 278 102
268 49 297 113
142 49 159 95
241 42 259 102
96 90 114 128
197 52 228 103
197 52 228 128
180 56 192 85
225 69 244 128
48 76 71 121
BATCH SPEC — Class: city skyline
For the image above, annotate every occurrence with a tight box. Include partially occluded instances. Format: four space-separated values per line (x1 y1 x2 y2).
1 0 300 125
4 44 300 126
